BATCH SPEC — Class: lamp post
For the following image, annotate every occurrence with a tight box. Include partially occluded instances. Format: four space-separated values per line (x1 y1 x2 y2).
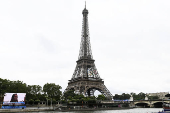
51 98 53 109
96 100 100 108
45 93 48 108
0 81 2 108
148 95 152 108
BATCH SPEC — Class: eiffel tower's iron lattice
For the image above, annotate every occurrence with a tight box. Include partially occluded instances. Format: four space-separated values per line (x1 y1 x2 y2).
64 5 113 100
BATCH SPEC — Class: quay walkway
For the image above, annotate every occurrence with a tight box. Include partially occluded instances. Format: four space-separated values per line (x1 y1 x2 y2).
0 107 54 112
0 107 133 112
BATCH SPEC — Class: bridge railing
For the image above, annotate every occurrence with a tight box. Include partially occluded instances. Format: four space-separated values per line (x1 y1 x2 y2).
134 99 170 101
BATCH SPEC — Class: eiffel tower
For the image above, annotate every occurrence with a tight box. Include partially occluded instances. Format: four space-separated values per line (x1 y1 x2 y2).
64 4 113 100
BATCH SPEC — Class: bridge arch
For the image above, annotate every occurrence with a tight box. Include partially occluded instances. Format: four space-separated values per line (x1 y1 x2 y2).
134 102 150 108
153 102 163 108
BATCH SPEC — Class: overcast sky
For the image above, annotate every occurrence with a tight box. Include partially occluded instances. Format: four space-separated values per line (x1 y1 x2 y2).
0 0 170 95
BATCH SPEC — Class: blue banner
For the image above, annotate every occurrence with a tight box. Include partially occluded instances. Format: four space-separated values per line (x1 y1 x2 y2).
1 106 26 109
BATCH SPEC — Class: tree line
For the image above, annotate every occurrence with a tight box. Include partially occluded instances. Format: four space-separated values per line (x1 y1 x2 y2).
0 78 106 104
0 78 62 104
113 92 159 100
0 78 160 105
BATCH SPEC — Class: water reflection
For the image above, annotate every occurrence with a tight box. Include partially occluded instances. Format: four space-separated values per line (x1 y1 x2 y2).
20 108 163 113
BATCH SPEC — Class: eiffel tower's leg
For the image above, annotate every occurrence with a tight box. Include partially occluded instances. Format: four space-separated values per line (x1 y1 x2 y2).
83 82 113 100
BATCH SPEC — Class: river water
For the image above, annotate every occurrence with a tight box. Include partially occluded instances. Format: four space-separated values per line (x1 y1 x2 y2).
17 108 163 113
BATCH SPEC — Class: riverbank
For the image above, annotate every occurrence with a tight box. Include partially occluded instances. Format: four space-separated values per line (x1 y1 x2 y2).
0 107 133 112
56 107 133 112
0 108 53 112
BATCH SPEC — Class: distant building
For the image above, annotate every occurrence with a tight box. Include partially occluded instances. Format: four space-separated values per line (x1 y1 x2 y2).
147 92 169 100
145 95 148 100
129 95 133 101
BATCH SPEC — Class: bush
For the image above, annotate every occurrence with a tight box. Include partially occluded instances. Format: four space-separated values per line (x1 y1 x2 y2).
122 103 129 107
25 100 28 104
52 99 57 104
34 99 40 105
88 99 96 104
29 99 34 105
47 99 52 105
61 100 66 104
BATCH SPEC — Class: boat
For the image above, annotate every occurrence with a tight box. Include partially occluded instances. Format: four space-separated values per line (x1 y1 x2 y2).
158 103 170 113
163 103 170 112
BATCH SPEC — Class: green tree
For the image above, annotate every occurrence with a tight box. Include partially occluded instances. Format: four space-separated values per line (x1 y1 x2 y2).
29 99 34 105
122 93 131 100
165 94 170 97
63 90 76 100
43 83 62 101
138 92 145 100
74 94 84 100
97 94 106 100
113 93 130 100
87 96 96 104
37 93 46 101
28 85 42 95
34 99 40 104
26 85 42 100
131 92 146 100
9 80 27 93
0 79 10 94
148 96 159 100
0 79 27 94
113 94 120 100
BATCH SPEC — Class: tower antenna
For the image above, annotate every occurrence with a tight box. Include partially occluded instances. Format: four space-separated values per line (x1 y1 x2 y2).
85 1 86 9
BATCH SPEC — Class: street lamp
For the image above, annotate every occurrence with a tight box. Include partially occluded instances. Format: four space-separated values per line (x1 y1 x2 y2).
51 98 52 109
46 94 48 107
148 95 152 108
0 81 2 108
0 81 2 97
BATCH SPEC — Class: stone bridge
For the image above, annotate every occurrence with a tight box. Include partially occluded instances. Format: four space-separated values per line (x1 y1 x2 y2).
133 100 170 108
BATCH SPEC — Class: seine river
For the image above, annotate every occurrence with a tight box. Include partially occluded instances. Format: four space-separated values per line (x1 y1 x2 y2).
17 108 163 113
